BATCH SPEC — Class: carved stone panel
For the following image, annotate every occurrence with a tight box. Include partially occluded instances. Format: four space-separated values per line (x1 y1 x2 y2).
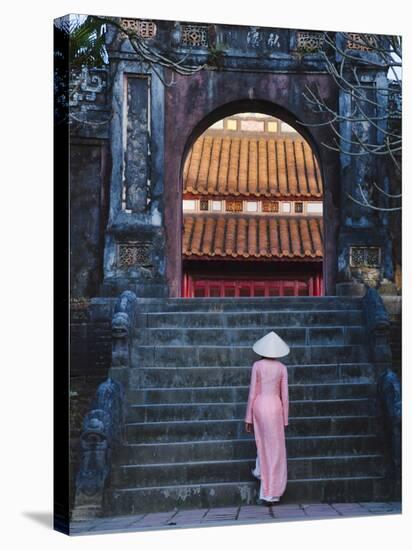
124 75 150 213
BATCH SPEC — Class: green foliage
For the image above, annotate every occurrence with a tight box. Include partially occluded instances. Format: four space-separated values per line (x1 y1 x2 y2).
207 43 228 69
55 15 108 70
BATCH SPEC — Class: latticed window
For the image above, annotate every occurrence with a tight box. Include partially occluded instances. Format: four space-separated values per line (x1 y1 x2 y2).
226 200 243 212
181 24 209 47
199 199 209 211
296 32 324 53
350 246 381 267
262 201 279 213
138 21 157 38
120 19 157 39
294 202 304 213
118 243 151 267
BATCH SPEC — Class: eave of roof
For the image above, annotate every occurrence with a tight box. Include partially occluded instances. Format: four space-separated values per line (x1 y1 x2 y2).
183 135 323 198
183 214 323 260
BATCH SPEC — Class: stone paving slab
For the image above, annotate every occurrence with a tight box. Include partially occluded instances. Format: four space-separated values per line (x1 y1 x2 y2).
200 506 240 523
171 508 209 523
301 504 341 517
359 502 402 513
70 501 401 536
273 508 308 519
237 505 273 520
330 503 371 515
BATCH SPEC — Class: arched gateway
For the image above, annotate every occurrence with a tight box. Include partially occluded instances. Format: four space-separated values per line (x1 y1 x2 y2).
67 18 401 524
91 23 396 299
164 90 339 298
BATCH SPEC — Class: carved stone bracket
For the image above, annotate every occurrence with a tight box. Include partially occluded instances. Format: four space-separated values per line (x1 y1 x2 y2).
72 291 137 520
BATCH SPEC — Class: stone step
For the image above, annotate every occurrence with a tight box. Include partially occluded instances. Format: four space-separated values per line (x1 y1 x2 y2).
118 434 383 464
131 344 368 368
130 363 375 388
126 382 376 404
108 476 389 515
134 296 364 313
125 415 379 443
143 310 364 329
133 326 366 347
126 398 375 423
112 454 385 488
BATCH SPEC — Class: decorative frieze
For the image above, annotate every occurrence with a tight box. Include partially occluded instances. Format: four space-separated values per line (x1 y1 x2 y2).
296 32 324 53
182 198 323 215
226 200 243 212
69 67 107 109
118 243 152 268
350 246 381 267
262 201 279 213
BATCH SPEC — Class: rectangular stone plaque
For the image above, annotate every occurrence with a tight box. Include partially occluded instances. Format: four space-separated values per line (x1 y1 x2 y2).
124 75 150 213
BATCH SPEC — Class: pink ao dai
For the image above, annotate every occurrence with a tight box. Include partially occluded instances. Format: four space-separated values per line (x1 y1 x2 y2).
245 358 289 500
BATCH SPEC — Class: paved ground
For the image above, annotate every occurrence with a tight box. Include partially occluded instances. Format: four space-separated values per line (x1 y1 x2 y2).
70 501 402 536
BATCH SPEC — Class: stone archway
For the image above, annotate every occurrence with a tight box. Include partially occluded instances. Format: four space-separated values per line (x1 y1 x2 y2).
164 71 340 296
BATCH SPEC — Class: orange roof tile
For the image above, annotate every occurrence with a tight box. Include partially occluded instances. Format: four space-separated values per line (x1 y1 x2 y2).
183 135 322 198
183 215 323 259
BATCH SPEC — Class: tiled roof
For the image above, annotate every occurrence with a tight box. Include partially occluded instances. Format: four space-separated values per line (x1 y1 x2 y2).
183 215 323 259
183 135 322 198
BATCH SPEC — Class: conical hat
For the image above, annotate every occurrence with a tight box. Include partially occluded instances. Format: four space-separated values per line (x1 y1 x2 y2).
252 331 290 358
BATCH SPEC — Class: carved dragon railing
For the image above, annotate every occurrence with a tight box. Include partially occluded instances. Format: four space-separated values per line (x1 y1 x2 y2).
377 368 401 497
362 286 392 370
362 286 401 497
72 290 137 520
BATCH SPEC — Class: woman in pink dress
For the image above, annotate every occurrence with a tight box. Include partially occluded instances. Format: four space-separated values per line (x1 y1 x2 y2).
244 331 290 506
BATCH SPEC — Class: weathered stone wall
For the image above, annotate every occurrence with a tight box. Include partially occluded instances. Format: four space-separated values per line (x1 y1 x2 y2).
69 141 110 298
69 303 112 515
67 21 400 299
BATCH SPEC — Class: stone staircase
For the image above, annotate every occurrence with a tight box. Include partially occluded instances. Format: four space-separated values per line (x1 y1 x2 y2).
107 297 390 515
